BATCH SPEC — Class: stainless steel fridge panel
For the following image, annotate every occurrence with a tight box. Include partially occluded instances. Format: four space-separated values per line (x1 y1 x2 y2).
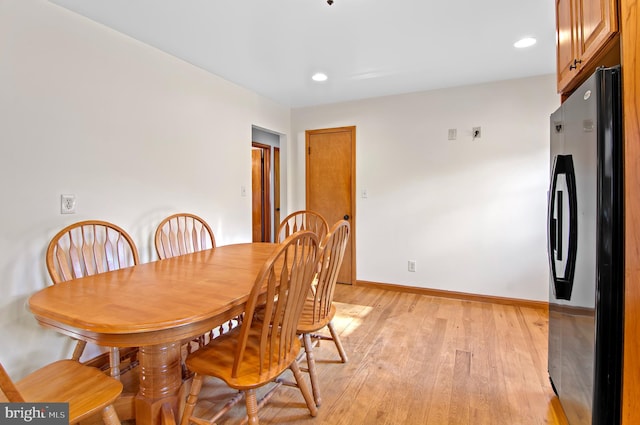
549 85 598 424
547 66 623 425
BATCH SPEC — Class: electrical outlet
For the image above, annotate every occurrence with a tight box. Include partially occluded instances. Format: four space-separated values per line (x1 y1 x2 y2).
408 260 416 272
448 129 457 140
472 127 481 139
61 194 76 214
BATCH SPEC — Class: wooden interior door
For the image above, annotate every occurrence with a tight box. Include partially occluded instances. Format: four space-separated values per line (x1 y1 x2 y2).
306 126 356 284
251 143 271 242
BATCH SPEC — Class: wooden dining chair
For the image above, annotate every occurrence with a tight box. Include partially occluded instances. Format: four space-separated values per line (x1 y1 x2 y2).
45 220 140 379
0 359 123 425
180 231 320 425
276 210 329 243
155 213 222 369
154 213 216 259
297 219 350 407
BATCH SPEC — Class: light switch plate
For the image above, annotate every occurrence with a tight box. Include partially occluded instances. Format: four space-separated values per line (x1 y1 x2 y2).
408 260 416 272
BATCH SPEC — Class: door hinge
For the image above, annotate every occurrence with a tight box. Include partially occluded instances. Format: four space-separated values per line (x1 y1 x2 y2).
308 146 311 155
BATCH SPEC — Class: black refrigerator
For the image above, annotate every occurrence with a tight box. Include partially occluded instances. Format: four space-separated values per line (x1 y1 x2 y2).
547 66 623 425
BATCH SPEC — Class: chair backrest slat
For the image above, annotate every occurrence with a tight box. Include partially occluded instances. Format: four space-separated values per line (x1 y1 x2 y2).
176 217 187 255
70 232 87 278
196 225 208 251
115 234 129 269
102 230 115 273
54 242 74 281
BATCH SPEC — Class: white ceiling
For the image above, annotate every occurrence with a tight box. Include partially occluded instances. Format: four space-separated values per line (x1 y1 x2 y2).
49 0 557 108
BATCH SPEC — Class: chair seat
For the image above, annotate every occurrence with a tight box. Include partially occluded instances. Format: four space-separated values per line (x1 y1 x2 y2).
186 326 302 390
297 303 336 333
16 360 123 423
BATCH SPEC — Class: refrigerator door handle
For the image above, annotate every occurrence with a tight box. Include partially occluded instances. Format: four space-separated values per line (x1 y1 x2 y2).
548 154 578 300
556 190 563 261
550 217 557 253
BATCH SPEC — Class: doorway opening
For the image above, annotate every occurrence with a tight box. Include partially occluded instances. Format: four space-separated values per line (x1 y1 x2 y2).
251 127 281 242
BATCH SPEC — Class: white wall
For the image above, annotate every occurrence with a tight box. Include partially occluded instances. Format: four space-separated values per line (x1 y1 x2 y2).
0 0 290 378
0 0 559 380
292 75 560 301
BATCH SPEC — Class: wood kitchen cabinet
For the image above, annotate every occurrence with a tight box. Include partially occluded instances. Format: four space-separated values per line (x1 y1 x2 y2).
556 0 618 93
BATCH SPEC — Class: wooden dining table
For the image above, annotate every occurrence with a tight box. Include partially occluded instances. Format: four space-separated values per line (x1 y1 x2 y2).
28 242 279 425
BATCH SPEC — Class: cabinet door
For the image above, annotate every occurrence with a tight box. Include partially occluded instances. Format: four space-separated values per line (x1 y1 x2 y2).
556 0 618 93
577 0 618 65
556 0 579 91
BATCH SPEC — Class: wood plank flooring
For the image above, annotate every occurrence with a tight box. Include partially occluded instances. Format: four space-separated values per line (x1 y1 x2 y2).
188 284 566 425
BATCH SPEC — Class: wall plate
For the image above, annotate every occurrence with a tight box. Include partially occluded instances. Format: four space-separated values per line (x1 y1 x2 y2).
61 194 76 214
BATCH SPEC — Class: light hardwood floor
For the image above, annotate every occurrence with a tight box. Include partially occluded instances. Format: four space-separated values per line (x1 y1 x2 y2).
187 284 567 425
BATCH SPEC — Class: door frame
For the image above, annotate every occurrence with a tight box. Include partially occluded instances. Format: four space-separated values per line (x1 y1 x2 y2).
305 126 356 284
273 146 281 233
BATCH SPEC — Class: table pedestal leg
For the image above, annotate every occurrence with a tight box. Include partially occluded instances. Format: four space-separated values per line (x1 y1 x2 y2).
135 342 182 425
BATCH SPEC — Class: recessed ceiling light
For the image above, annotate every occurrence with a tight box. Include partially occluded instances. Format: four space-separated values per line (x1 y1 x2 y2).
514 37 537 48
312 72 328 82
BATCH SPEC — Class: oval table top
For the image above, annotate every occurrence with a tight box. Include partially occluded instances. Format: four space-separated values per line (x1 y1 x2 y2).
28 242 278 347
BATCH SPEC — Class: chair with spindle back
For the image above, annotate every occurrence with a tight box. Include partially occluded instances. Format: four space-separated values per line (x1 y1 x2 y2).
45 220 140 379
277 210 329 243
0 359 123 425
180 230 320 425
297 219 350 407
154 213 216 259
